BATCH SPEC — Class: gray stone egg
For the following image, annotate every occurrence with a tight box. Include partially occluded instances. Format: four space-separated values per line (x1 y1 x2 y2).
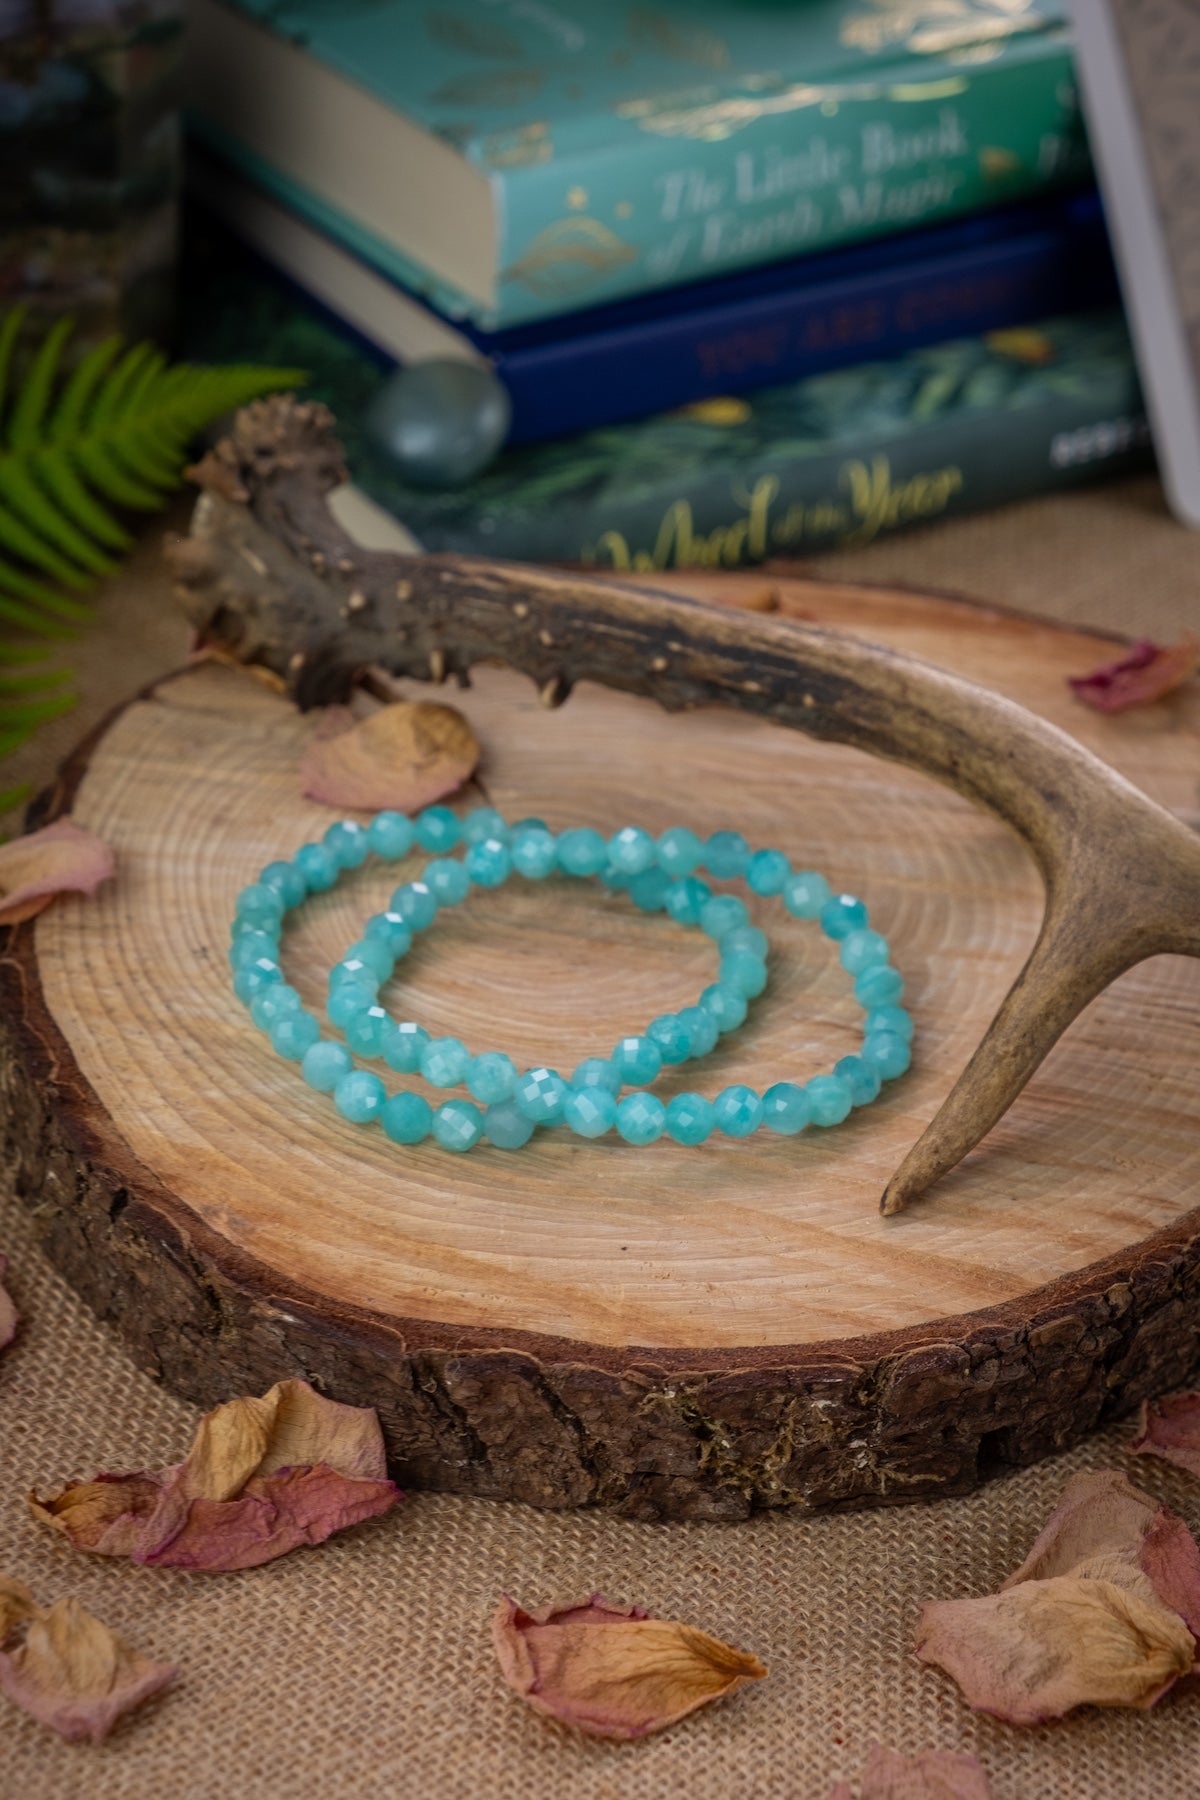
364 359 511 489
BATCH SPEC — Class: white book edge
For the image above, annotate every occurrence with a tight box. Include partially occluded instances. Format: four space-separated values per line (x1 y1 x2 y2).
1068 1 1200 528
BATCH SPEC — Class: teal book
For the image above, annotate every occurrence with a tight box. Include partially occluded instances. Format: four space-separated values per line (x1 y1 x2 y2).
186 0 1090 329
180 222 1148 571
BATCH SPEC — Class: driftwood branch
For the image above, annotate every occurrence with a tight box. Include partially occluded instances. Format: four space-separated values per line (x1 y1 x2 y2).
166 397 1200 1213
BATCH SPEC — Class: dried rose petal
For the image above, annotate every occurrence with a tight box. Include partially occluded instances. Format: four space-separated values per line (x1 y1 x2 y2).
0 1576 35 1640
916 1576 1193 1724
492 1593 765 1740
1068 635 1198 712
916 1469 1200 1724
0 1253 16 1352
300 700 478 810
1132 1391 1200 1482
31 1379 399 1573
0 1593 176 1742
1001 1468 1200 1639
827 1742 992 1798
0 819 114 926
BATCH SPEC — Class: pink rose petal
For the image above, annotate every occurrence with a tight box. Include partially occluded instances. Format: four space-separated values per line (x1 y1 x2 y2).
1068 636 1198 712
492 1592 766 1740
300 700 478 810
0 1594 176 1743
31 1379 400 1573
1132 1391 1200 1482
827 1742 993 1798
0 1254 16 1352
0 818 114 925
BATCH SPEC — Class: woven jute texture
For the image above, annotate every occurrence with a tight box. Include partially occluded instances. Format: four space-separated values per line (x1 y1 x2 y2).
3 476 1200 1796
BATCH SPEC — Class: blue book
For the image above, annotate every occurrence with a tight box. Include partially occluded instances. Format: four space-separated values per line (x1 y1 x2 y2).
185 0 1088 328
192 154 1117 445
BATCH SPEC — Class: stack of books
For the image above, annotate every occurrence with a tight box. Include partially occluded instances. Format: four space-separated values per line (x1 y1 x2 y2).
183 0 1149 568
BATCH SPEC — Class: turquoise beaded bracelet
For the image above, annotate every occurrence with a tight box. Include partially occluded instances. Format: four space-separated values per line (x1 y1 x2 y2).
230 805 913 1154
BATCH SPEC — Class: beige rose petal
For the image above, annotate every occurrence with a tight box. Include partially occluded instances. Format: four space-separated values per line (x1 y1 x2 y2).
915 1576 1194 1725
0 1576 36 1641
0 818 114 925
493 1593 766 1740
300 700 478 810
0 1594 176 1742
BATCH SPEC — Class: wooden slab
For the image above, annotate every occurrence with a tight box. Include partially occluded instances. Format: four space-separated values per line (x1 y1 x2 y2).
5 573 1200 1519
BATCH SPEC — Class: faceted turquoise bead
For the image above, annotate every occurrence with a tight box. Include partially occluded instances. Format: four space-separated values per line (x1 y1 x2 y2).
704 830 750 879
327 983 377 1030
260 859 306 908
231 916 277 946
556 827 607 877
391 881 438 931
294 843 338 893
699 893 749 939
234 958 284 1003
745 848 790 896
599 864 631 891
250 984 302 1030
420 1036 472 1088
363 911 412 957
665 1093 715 1145
368 810 416 859
344 937 394 982
346 1004 391 1057
676 1004 719 1058
839 928 889 976
720 950 768 998
806 1073 854 1126
762 1081 809 1135
323 820 369 869
862 1031 911 1079
425 857 471 905
611 1035 663 1086
513 816 548 831
432 1098 484 1152
700 982 748 1034
867 1004 913 1042
664 875 711 926
382 1091 433 1143
483 1099 535 1149
515 1066 569 1125
510 823 557 880
271 1011 322 1060
782 870 832 919
462 806 508 845
230 930 278 971
334 1069 385 1123
328 957 379 992
714 1084 764 1137
468 1051 517 1104
301 1040 353 1092
820 894 869 940
382 1021 430 1073
854 964 905 1008
572 1057 622 1096
655 826 703 876
465 836 511 888
415 805 461 853
835 1054 882 1106
647 1014 691 1065
565 1086 617 1138
608 825 656 875
720 924 769 961
628 868 671 912
616 1092 667 1145
235 883 284 929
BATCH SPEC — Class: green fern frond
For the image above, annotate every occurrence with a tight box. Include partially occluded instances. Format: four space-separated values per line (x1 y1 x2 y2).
0 305 304 812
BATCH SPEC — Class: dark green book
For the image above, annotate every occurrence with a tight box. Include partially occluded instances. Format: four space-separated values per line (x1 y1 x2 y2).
182 217 1149 569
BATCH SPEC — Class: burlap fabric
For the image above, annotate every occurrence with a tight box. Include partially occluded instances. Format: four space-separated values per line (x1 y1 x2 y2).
2 476 1199 1797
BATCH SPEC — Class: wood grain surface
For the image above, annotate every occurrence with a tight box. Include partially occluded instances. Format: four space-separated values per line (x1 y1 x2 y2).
5 571 1200 1516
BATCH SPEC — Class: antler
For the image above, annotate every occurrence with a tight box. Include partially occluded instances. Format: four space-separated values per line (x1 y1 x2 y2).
167 397 1200 1212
